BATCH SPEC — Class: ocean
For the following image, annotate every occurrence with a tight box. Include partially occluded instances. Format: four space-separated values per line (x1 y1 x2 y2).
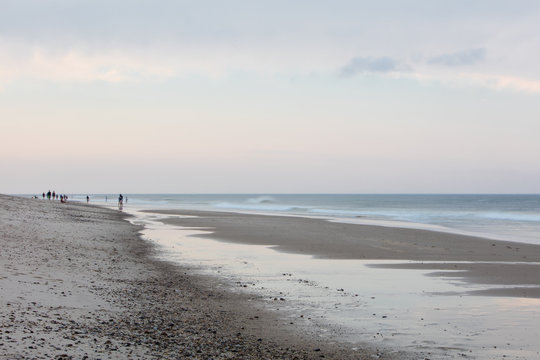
76 193 540 245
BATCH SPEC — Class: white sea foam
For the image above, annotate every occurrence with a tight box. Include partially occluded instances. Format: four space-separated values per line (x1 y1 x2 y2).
213 201 304 212
475 211 540 222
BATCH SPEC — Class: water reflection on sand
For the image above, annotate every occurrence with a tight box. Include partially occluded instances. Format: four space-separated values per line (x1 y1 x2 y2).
130 210 540 360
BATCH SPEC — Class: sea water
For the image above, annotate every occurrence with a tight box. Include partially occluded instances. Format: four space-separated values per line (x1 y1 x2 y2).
81 194 540 244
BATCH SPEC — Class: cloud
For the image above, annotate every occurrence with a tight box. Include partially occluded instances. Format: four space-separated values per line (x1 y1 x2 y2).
337 50 540 94
463 72 540 93
0 36 258 84
429 48 486 66
0 46 175 84
410 68 540 94
339 57 411 77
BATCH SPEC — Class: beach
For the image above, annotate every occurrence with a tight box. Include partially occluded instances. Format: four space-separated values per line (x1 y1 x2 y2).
0 194 398 359
4 194 540 359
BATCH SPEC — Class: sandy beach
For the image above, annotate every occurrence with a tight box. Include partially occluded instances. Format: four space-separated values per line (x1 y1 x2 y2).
0 194 400 359
4 194 540 359
153 209 540 299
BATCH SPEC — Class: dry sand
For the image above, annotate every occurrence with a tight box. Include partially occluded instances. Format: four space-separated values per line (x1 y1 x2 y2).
1 194 404 359
153 209 540 298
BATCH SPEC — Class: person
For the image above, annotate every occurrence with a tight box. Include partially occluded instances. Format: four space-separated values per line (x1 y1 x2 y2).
86 195 90 203
52 191 56 200
118 194 124 210
42 192 45 199
47 190 51 200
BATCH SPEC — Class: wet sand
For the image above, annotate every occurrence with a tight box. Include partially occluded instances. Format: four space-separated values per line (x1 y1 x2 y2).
152 209 540 298
0 194 401 359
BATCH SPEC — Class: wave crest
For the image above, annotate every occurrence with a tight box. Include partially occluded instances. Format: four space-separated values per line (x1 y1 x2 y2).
246 196 276 204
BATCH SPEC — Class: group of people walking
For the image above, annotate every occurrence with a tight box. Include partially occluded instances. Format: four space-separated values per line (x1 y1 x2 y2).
40 191 127 207
42 190 69 203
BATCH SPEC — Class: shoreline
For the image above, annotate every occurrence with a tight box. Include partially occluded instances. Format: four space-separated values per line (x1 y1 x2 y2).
147 209 540 298
1 194 400 359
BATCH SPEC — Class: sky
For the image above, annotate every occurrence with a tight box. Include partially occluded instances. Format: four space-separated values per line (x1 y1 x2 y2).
1 0 540 194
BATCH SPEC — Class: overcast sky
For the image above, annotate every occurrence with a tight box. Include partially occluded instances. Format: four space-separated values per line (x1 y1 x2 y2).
2 0 540 194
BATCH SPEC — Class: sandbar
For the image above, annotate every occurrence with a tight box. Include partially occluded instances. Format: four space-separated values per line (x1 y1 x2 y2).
151 209 540 298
